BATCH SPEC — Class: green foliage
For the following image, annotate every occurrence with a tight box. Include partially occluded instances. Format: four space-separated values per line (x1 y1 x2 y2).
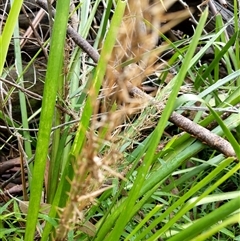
24 0 71 239
0 0 23 75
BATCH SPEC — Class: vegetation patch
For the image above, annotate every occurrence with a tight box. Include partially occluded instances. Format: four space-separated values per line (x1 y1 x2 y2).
0 0 239 240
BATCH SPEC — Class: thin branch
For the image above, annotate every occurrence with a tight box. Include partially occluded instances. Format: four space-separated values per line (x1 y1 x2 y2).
169 111 236 157
20 1 54 48
0 77 42 100
36 0 99 63
21 6 49 60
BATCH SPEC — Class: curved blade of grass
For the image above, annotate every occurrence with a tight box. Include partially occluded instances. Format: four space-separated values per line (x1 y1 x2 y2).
187 191 240 206
233 0 240 85
167 195 240 241
125 204 163 241
195 31 238 85
24 0 70 240
101 8 209 241
198 70 240 98
162 154 226 192
0 0 23 75
193 213 240 241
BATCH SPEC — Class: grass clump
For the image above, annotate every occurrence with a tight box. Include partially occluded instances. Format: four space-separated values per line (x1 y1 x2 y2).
0 0 239 240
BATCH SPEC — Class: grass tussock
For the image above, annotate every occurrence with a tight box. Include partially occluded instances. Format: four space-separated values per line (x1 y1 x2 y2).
0 0 239 240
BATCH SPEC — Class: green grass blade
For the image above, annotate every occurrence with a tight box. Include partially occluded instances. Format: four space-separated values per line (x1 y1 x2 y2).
24 0 70 240
69 0 126 158
129 111 240 240
0 0 23 75
194 213 240 241
47 125 69 203
195 31 238 86
233 0 240 86
198 70 240 98
167 196 240 241
162 154 225 192
125 205 163 241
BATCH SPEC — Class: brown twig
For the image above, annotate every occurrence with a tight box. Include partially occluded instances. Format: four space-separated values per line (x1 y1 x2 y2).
0 77 42 100
36 0 99 63
20 1 54 48
20 6 49 60
169 112 236 157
